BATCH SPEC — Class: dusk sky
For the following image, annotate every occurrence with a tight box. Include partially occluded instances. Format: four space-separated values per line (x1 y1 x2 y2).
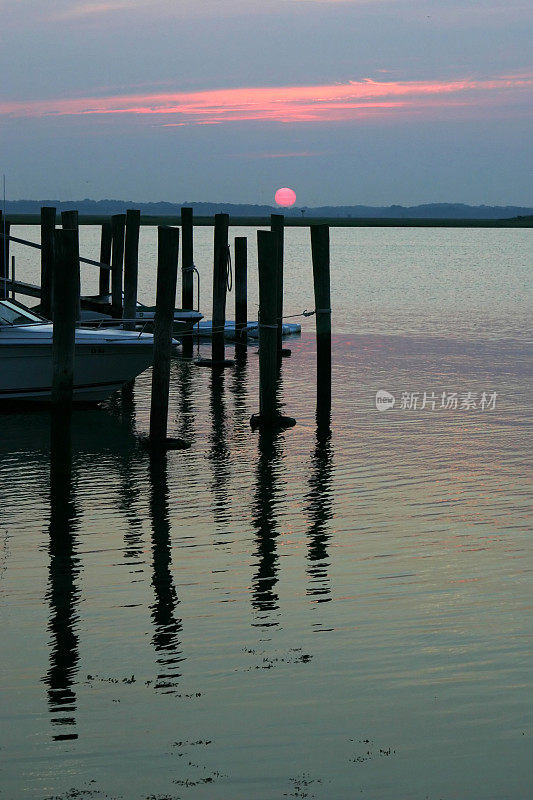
2 0 532 206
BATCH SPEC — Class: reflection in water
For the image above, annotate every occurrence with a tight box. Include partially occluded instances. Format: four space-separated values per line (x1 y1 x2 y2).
149 452 183 692
251 429 284 629
176 359 197 446
231 344 249 426
208 370 231 529
306 420 334 603
45 415 80 741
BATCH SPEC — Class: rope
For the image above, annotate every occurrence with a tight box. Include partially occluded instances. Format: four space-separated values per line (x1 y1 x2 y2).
225 245 233 292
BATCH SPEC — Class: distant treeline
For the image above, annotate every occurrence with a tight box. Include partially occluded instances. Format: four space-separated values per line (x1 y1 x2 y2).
5 199 533 220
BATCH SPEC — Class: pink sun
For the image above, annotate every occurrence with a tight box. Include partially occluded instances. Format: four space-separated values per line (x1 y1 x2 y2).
275 187 297 207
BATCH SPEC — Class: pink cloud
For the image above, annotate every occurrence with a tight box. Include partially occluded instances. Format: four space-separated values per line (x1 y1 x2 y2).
0 75 531 125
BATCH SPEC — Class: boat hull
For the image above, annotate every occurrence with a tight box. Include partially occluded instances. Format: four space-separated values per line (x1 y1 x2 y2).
0 338 154 403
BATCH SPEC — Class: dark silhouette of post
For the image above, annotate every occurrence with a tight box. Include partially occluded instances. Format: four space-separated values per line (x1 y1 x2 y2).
0 214 10 300
150 226 187 448
61 211 80 320
98 220 112 296
251 232 295 429
111 213 126 315
181 207 194 358
311 224 332 423
52 229 79 409
123 209 140 331
257 231 277 422
40 207 56 318
212 213 229 363
271 214 284 356
235 236 247 342
181 207 194 309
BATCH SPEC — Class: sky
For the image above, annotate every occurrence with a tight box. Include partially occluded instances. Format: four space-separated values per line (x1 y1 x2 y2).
1 0 532 206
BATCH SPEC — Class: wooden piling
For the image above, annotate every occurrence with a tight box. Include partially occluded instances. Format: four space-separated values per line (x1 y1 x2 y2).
98 220 112 296
111 213 126 315
310 224 332 423
212 213 229 363
271 214 284 356
181 207 194 358
149 226 188 449
0 214 10 300
61 211 80 320
181 207 194 310
52 229 79 409
40 207 56 318
123 209 140 331
251 231 295 430
235 236 247 342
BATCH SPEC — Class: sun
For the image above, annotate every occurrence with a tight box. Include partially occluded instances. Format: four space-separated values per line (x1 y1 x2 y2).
275 187 297 207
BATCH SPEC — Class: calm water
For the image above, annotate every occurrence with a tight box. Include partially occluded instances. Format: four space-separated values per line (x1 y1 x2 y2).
1 228 532 799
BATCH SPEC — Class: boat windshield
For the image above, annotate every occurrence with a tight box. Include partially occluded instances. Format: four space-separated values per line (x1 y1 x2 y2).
0 300 43 325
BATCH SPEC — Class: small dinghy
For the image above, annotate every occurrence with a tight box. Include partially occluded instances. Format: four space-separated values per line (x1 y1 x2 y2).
196 320 301 340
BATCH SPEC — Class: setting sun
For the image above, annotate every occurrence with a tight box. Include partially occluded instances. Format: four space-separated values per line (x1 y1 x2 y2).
275 187 297 207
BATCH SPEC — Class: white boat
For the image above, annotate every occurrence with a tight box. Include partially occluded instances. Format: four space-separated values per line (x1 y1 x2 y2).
0 299 156 403
78 294 203 334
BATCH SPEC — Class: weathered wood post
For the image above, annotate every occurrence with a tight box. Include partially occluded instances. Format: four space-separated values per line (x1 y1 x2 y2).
181 207 194 309
61 211 80 320
251 231 295 430
181 207 194 357
0 213 10 300
212 213 229 363
235 236 247 343
52 229 79 410
149 226 189 450
123 209 140 331
310 224 332 424
40 207 56 318
111 213 126 315
196 213 233 368
270 213 285 357
98 220 112 296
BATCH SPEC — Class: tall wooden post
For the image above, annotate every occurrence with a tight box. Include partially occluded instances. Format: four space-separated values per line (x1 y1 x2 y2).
123 209 140 331
98 220 112 296
149 226 188 449
40 207 56 318
235 236 247 342
181 207 194 358
310 224 332 424
111 213 126 315
271 214 284 356
251 231 295 430
0 213 10 300
181 207 194 309
52 229 79 409
61 211 80 320
212 213 229 363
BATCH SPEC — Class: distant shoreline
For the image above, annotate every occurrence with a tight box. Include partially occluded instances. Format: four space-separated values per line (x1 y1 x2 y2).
5 214 533 228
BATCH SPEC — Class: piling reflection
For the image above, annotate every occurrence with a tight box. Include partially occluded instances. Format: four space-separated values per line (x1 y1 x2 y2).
231 344 249 424
306 419 334 602
148 452 183 692
251 429 284 628
45 413 80 741
208 370 231 529
176 358 197 446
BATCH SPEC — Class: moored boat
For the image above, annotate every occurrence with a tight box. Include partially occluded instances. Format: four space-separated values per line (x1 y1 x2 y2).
0 299 156 403
78 294 203 334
